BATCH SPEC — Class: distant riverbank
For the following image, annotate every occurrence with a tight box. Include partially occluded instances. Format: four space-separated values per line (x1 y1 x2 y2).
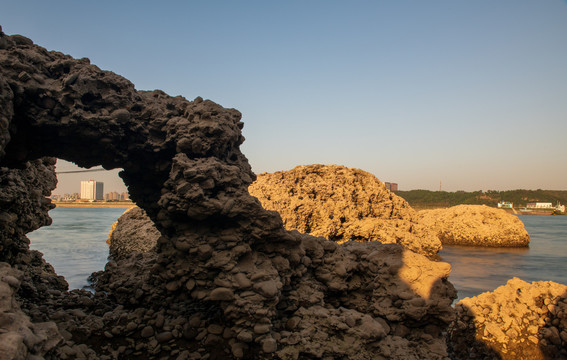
412 205 563 215
53 201 135 209
395 189 567 210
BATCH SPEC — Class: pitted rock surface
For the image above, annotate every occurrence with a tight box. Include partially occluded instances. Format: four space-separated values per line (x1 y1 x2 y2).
0 29 457 359
249 164 442 257
419 205 530 247
107 207 159 260
449 278 567 360
0 262 63 359
0 158 56 263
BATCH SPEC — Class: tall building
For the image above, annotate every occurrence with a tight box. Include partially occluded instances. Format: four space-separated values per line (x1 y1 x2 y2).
104 191 121 201
384 182 398 191
80 180 104 200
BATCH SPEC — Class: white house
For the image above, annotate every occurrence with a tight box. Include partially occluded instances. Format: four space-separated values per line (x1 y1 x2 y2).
497 201 513 209
526 202 553 209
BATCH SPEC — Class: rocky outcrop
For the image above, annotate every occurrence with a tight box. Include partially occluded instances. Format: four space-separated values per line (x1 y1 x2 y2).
419 205 530 247
0 158 57 263
107 164 444 259
0 262 63 359
0 156 69 314
249 164 442 257
107 207 160 260
0 28 457 359
449 278 567 359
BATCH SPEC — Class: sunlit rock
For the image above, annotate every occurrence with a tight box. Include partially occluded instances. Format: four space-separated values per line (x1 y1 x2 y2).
449 277 567 359
419 204 530 247
249 164 442 257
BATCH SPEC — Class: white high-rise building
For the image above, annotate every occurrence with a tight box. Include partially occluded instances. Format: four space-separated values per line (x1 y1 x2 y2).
80 180 104 200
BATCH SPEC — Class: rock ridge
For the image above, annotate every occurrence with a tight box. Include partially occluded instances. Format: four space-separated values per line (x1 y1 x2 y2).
249 164 442 257
0 28 456 359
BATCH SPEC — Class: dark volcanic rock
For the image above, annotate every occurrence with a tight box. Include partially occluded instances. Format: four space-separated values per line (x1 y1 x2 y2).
0 28 458 359
0 158 57 263
249 164 442 257
0 262 63 358
107 207 160 260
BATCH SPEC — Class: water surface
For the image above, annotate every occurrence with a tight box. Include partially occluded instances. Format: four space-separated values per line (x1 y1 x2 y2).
440 215 567 301
27 207 126 289
28 209 567 299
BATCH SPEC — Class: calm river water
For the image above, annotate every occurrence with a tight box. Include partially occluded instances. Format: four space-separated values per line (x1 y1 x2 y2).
28 208 567 300
28 207 127 289
440 214 567 301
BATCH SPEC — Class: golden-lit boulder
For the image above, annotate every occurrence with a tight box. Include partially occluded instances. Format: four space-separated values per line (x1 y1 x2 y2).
450 278 567 359
419 205 530 247
249 164 442 257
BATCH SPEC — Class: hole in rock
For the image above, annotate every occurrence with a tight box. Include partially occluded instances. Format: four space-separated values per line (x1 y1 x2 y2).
26 159 134 290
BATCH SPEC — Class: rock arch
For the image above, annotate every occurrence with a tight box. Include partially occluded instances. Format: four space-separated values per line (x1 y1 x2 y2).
0 29 456 359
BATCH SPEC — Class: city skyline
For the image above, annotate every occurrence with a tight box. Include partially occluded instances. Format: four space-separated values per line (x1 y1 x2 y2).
4 1 567 192
53 160 127 195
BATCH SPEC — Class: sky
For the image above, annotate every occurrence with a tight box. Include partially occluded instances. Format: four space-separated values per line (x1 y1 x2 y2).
2 0 567 194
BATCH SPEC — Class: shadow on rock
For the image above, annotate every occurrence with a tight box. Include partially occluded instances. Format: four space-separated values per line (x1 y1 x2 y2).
448 278 567 360
448 302 503 359
0 28 460 359
539 288 567 359
249 165 443 258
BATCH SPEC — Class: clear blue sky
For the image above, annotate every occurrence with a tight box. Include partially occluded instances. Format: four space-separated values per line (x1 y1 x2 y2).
3 0 567 193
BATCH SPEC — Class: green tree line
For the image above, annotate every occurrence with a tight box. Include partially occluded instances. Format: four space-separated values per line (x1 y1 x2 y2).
393 189 567 209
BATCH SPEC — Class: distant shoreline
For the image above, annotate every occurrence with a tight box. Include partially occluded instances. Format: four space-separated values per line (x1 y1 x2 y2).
54 201 564 213
53 201 136 209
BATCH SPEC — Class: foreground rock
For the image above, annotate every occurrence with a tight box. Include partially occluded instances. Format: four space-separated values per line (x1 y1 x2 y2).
107 207 160 260
449 278 567 359
0 28 457 359
0 158 57 264
419 205 530 247
249 164 442 257
0 262 62 359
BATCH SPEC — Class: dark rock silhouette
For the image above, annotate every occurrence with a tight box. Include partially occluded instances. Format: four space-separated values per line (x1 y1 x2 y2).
0 263 63 359
0 158 57 263
0 29 457 359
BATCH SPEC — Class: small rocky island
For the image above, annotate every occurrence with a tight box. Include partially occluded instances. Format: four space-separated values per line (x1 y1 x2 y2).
419 205 530 247
0 27 565 359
